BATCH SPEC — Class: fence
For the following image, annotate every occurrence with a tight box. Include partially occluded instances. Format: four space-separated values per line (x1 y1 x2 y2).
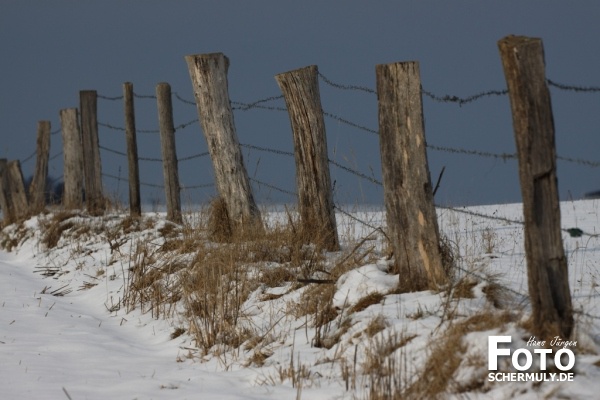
3 37 600 325
12 72 600 208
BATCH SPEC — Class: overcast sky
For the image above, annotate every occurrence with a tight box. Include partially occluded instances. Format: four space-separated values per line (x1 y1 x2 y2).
2 1 600 207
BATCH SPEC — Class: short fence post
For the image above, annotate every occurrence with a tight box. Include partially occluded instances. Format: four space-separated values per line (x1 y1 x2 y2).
60 108 84 209
156 82 182 224
123 82 141 217
498 35 573 339
29 120 51 213
376 61 447 290
6 160 29 219
275 65 339 251
80 90 104 214
0 159 12 223
0 159 29 224
185 53 262 234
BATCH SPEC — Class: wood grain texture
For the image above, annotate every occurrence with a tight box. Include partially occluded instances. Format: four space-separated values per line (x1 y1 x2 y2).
29 120 51 212
498 35 573 339
156 83 182 224
60 108 84 209
376 61 446 289
186 53 261 231
275 65 339 251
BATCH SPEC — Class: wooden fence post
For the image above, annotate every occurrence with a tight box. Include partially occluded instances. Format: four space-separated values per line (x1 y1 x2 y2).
6 161 28 219
29 121 51 213
498 35 573 339
156 82 182 224
275 65 339 251
0 159 12 223
0 159 29 224
80 90 105 214
60 108 84 209
185 52 262 234
376 61 447 290
124 82 141 217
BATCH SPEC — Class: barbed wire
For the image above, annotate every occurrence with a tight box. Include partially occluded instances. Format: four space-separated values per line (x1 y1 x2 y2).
318 72 375 94
102 172 212 191
21 150 37 164
179 151 210 162
134 93 156 100
547 79 600 93
232 100 287 112
102 172 161 189
557 155 600 168
322 111 379 135
422 88 508 106
49 151 63 161
318 71 600 102
173 93 195 106
98 120 197 134
174 118 199 132
427 144 517 161
99 145 162 162
328 159 382 186
99 144 208 163
233 95 284 111
240 143 294 157
249 177 297 197
333 204 384 234
98 94 123 101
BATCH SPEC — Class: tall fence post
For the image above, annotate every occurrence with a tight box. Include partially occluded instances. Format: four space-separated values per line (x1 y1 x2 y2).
124 82 141 217
29 120 51 213
275 65 339 251
80 90 104 214
185 52 262 234
376 61 447 290
498 35 573 339
60 108 84 209
156 82 182 224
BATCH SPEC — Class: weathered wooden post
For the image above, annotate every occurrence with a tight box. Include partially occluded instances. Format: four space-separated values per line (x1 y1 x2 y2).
156 82 182 224
376 61 447 290
60 108 84 209
80 90 104 214
0 159 29 224
498 35 573 339
29 120 51 213
124 82 141 217
0 159 12 223
185 53 262 235
6 161 29 219
275 65 339 251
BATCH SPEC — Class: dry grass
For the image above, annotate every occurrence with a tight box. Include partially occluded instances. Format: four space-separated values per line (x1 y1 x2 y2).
363 330 417 399
0 220 28 251
402 310 513 399
207 197 233 242
349 292 385 314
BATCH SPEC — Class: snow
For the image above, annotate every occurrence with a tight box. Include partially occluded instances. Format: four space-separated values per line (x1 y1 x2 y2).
1 200 600 399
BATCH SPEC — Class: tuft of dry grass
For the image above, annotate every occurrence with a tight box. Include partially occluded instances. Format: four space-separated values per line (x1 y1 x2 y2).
349 292 385 314
364 315 387 338
402 310 513 399
207 197 232 242
363 330 417 399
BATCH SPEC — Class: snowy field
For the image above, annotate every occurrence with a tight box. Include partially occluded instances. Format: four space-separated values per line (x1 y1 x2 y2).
1 201 600 399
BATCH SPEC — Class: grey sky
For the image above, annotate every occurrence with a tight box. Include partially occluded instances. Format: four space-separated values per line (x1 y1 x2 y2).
2 1 600 207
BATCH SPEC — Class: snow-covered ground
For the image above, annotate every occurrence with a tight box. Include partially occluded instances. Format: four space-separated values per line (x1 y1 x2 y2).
1 201 600 399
